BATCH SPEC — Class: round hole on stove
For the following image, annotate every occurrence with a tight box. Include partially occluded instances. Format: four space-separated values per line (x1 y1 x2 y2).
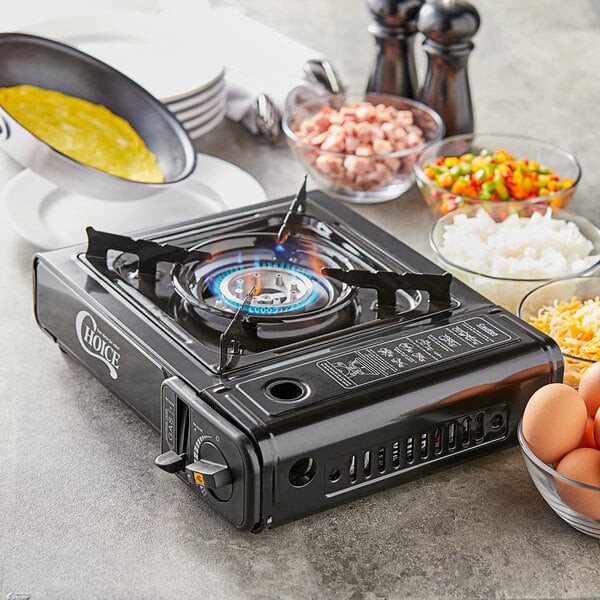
328 468 341 483
265 379 308 402
289 457 317 487
491 414 504 429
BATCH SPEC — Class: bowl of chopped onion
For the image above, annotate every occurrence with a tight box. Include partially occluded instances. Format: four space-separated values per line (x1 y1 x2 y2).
415 133 581 216
429 202 600 314
518 275 600 387
282 92 444 204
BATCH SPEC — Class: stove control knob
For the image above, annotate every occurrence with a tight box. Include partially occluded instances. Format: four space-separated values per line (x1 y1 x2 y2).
186 442 232 491
186 459 231 490
155 450 186 473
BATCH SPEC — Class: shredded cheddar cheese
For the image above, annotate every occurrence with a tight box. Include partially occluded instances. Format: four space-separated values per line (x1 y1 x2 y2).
527 295 600 386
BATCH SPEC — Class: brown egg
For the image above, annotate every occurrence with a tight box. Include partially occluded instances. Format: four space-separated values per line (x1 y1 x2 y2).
595 408 600 448
579 361 600 418
522 383 587 464
555 447 600 519
578 416 597 449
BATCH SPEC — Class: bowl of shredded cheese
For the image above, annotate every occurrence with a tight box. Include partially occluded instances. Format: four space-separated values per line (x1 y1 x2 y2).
518 276 600 387
429 202 600 314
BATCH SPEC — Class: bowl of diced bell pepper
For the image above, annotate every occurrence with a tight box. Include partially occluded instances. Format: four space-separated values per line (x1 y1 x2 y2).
414 133 581 216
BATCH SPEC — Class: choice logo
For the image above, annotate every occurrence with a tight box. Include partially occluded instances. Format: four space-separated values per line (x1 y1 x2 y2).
75 311 120 379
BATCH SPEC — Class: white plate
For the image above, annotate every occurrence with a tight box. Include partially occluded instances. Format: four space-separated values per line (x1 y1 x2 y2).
186 107 226 139
20 13 225 101
173 87 227 124
0 154 266 249
180 96 226 129
161 74 226 106
165 78 226 113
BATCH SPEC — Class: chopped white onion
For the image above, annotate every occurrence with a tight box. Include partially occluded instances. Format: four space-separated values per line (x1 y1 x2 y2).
439 208 598 280
435 208 600 313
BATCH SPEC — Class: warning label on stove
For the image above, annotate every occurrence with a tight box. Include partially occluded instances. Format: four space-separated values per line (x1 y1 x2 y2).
317 317 515 389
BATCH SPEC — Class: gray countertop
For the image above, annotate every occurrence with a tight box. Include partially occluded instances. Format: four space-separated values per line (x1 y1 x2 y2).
1 1 600 599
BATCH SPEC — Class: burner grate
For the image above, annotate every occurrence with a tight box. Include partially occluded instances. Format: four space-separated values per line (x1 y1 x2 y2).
80 194 457 373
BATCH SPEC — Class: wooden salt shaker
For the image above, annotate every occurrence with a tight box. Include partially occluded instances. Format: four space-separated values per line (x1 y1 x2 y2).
365 0 425 98
417 0 480 135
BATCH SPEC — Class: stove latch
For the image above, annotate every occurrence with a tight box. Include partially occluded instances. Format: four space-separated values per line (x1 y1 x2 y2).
155 450 186 473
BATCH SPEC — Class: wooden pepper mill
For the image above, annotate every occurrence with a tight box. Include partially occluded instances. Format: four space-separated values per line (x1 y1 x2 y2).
417 0 480 135
365 0 425 98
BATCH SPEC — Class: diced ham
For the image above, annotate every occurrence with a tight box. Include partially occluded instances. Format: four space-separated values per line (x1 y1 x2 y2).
343 155 372 175
396 110 414 125
309 131 328 146
355 102 376 122
355 163 394 190
344 136 359 153
355 144 374 157
372 138 394 155
316 154 344 176
407 131 424 147
291 99 427 192
384 157 402 172
321 132 345 152
342 121 357 136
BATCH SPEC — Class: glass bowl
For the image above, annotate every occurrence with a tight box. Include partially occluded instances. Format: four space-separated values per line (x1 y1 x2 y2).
518 421 600 538
414 133 582 217
429 202 600 314
282 92 444 204
518 275 600 387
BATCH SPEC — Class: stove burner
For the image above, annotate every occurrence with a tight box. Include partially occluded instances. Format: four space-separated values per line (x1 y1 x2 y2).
171 232 357 325
210 264 334 316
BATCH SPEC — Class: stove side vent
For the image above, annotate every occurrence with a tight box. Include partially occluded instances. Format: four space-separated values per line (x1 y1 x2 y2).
324 402 508 495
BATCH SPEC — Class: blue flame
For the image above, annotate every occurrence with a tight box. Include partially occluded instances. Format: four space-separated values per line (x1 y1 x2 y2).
209 261 322 315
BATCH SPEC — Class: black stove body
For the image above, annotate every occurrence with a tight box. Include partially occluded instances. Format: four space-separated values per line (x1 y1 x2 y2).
33 192 563 532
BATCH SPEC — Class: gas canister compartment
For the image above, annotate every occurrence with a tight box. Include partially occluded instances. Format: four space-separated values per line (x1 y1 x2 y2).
324 403 509 496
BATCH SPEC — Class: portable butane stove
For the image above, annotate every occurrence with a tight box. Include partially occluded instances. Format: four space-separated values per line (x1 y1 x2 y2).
33 187 563 532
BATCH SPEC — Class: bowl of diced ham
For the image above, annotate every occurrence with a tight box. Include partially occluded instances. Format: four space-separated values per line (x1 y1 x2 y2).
282 93 444 203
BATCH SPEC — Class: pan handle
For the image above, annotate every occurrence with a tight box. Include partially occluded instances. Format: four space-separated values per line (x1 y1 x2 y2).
0 115 9 142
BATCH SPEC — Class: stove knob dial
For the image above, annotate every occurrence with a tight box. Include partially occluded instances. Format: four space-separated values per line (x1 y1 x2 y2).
186 459 231 490
186 441 232 498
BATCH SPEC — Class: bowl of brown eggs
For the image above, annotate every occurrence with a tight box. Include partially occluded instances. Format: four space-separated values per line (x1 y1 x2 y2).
518 364 600 537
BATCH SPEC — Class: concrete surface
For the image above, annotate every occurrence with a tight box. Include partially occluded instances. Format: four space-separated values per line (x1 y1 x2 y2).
1 1 600 599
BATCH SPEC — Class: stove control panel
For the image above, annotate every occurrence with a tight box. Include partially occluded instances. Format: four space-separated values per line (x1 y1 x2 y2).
155 377 262 531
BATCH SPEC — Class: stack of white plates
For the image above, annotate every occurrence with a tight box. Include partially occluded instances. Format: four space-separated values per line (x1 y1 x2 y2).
15 8 227 140
162 72 226 140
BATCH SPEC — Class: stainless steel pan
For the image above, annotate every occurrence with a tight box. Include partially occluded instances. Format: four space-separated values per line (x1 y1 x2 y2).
0 33 196 200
